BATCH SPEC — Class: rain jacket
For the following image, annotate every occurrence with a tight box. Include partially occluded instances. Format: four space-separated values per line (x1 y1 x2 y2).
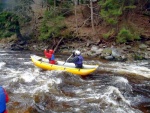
44 50 56 64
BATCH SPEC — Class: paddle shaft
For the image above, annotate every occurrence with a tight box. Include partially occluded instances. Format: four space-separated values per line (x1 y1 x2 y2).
63 54 73 65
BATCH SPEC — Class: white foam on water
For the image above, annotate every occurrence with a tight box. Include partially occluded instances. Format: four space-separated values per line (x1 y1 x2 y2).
72 89 84 94
17 58 25 60
0 50 148 113
30 84 50 93
74 108 80 112
13 83 50 94
101 93 118 106
23 61 32 65
11 69 64 94
102 86 130 105
55 96 79 102
99 61 150 78
0 53 9 55
116 108 127 113
4 68 20 77
117 65 150 78
86 88 92 92
96 86 130 106
50 77 62 84
21 72 36 82
0 62 6 69
13 79 51 94
45 70 63 83
115 76 128 84
85 93 102 100
0 50 16 52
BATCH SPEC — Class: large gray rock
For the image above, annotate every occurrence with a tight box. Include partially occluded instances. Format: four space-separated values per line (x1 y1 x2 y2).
139 44 148 50
111 48 121 58
91 45 99 52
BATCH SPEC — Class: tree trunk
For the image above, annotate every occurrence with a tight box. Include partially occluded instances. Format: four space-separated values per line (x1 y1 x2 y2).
16 30 22 40
74 0 78 34
90 0 95 33
54 0 56 8
16 21 22 40
73 0 79 5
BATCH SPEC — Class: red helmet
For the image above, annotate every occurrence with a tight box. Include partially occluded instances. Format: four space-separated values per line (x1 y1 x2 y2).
49 49 54 54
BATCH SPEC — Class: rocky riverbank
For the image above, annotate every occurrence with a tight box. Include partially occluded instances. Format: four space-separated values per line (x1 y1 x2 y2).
0 38 150 62
59 41 150 62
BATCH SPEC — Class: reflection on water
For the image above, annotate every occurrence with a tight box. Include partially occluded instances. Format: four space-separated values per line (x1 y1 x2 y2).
0 49 150 113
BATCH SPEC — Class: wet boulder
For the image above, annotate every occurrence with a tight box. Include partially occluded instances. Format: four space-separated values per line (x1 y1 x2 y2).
101 46 127 61
10 40 28 50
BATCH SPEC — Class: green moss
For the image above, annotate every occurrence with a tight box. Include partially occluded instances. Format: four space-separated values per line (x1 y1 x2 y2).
133 54 145 60
0 12 20 38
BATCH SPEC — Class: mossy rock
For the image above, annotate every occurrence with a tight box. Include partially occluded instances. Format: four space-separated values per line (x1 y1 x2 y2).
133 53 145 60
102 48 112 55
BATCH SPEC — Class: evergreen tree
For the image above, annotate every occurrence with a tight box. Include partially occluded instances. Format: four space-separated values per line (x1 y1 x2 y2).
0 12 22 39
0 1 4 11
39 0 74 40
99 0 135 25
99 0 139 43
1 0 34 23
0 0 34 39
39 7 65 40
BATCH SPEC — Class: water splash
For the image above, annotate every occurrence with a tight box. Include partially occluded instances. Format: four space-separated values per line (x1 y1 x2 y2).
0 62 6 68
98 61 150 78
0 50 149 112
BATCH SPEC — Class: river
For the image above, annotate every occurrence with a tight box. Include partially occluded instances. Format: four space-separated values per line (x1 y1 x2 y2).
0 49 150 113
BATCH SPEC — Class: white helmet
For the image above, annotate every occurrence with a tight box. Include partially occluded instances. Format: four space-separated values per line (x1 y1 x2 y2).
75 50 81 55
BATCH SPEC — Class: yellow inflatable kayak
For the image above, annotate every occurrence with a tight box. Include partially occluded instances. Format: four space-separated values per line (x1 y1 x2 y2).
30 55 99 76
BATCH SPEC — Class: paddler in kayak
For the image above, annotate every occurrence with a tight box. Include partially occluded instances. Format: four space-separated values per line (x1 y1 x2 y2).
44 49 56 64
68 50 83 68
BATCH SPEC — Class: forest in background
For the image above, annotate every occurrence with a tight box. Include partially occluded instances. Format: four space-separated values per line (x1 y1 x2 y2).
0 0 150 50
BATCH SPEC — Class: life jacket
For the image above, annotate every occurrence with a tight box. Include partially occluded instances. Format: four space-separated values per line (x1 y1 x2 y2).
44 50 56 64
0 87 6 113
75 55 83 67
49 54 55 64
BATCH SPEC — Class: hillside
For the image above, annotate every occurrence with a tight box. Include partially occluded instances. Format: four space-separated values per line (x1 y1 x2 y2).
0 1 150 58
64 5 150 39
22 1 150 48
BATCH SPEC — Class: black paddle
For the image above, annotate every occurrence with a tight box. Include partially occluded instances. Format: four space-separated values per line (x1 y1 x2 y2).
63 54 73 65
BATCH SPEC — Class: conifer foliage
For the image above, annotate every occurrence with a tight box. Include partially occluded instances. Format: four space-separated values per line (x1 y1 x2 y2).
99 0 142 43
0 0 149 43
0 0 33 39
39 0 72 40
0 12 21 38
